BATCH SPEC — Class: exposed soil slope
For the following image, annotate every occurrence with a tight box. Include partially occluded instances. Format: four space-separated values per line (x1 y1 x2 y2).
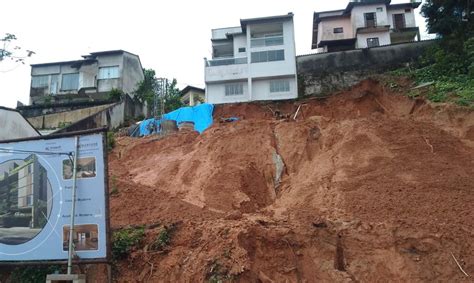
106 79 474 282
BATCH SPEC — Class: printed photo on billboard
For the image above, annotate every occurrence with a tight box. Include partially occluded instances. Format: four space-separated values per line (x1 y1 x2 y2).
62 157 97 180
62 224 99 251
0 155 53 245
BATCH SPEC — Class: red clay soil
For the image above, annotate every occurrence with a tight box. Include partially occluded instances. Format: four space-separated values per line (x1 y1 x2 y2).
97 79 473 282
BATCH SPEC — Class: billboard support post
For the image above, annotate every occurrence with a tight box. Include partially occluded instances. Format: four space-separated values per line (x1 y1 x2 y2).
67 136 79 274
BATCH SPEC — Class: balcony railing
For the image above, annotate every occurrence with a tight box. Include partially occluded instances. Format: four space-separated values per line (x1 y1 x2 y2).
250 35 284 48
205 57 247 67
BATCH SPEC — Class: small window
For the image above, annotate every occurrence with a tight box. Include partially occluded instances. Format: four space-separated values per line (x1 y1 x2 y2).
31 75 49 88
333 27 343 34
225 83 243 96
405 8 411 13
270 80 290 93
238 47 246 53
61 73 79 91
376 7 383 12
99 66 119 79
367 37 380 48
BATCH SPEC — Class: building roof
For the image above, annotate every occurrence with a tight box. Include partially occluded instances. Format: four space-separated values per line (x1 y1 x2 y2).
240 13 294 30
31 50 139 68
388 2 421 9
180 86 205 97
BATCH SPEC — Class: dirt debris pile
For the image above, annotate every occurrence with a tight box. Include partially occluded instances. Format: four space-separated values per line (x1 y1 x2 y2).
107 79 474 282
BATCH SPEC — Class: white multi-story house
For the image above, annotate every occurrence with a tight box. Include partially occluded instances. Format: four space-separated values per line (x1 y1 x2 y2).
312 0 421 52
205 13 298 104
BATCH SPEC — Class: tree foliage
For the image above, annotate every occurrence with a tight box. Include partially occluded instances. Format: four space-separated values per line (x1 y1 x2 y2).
0 33 35 63
134 68 184 115
421 0 474 40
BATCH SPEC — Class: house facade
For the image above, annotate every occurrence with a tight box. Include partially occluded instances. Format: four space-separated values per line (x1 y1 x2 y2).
180 86 205 106
29 50 144 105
205 13 298 104
312 0 421 52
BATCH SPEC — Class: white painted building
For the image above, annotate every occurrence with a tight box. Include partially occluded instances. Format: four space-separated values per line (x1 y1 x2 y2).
312 0 421 52
205 13 298 104
0 107 40 140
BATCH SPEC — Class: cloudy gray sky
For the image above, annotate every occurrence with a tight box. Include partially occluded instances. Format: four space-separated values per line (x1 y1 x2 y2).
0 0 430 108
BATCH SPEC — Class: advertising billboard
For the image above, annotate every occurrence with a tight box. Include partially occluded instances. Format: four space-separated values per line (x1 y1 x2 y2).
0 130 108 262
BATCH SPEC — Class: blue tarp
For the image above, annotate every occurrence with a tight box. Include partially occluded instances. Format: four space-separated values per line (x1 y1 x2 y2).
138 103 214 136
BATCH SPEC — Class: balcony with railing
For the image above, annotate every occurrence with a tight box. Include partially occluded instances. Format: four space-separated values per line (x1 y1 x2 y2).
205 57 249 82
205 57 247 67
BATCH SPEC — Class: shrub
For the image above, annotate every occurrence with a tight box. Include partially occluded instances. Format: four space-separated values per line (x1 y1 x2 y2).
11 265 64 283
107 132 116 151
108 88 124 101
150 226 173 251
112 227 145 260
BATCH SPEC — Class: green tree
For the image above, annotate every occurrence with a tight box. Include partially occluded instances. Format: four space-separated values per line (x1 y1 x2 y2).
164 78 184 113
134 68 157 104
134 68 184 114
0 33 35 63
421 0 474 40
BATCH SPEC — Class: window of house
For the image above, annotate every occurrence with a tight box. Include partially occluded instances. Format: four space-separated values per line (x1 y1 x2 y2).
50 75 59 95
270 80 290 93
405 8 411 13
251 50 285 63
26 195 33 206
61 73 79 91
333 27 344 33
238 47 246 53
31 75 49 88
364 12 377 27
393 14 406 29
367 37 380 48
225 83 243 96
98 66 119 79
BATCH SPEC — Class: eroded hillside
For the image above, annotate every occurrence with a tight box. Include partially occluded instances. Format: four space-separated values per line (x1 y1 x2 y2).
106 79 474 282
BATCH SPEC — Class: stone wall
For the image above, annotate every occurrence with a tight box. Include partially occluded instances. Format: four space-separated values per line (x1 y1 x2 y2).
297 40 437 96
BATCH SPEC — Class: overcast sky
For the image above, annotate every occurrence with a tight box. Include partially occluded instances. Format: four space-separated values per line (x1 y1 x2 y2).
0 0 430 108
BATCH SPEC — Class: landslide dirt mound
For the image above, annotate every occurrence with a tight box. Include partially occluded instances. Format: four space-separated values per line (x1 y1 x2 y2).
104 79 474 282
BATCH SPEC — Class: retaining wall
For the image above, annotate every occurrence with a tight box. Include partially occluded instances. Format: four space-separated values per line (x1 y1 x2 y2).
297 40 437 96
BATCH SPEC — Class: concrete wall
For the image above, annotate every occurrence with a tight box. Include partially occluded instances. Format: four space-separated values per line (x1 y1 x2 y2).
318 17 353 42
207 80 250 104
27 104 114 129
297 40 436 96
51 94 146 134
0 108 39 140
54 102 125 134
18 99 114 118
252 76 297 101
122 53 145 95
356 31 391 48
233 34 247 58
